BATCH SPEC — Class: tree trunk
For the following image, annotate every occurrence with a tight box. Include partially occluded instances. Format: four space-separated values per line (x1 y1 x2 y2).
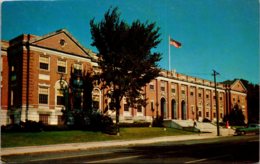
115 96 120 136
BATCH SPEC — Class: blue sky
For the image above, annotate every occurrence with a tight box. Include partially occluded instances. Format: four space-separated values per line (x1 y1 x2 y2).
1 0 259 84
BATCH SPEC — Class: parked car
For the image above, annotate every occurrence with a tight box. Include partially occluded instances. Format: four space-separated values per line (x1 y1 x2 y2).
235 124 260 135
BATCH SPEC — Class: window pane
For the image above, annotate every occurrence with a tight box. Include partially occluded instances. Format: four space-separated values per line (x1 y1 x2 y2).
161 87 165 91
39 94 48 104
137 105 142 112
40 63 49 70
57 96 64 105
124 104 129 111
74 69 82 75
58 66 66 73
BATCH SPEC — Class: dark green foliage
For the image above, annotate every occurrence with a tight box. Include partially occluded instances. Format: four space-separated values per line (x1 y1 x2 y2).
89 112 116 134
1 120 44 132
202 118 211 123
119 122 151 127
240 79 259 124
90 7 162 134
152 116 164 127
224 104 246 126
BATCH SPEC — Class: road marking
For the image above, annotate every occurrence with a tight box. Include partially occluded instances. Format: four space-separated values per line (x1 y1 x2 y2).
185 158 208 163
185 155 231 163
87 155 141 163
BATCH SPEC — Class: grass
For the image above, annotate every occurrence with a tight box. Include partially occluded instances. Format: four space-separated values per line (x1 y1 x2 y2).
1 127 195 148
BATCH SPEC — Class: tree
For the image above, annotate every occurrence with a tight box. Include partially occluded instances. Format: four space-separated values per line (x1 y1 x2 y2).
224 104 245 126
90 7 162 135
240 79 259 124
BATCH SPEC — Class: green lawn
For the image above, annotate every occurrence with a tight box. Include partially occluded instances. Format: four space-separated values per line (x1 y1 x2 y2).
1 127 194 148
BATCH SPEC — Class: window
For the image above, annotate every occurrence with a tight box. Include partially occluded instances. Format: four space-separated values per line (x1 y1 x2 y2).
57 60 66 73
181 90 185 94
39 56 49 70
198 93 202 97
150 84 154 90
160 81 165 92
11 90 14 106
59 39 66 46
213 112 216 118
124 104 129 111
93 101 99 110
137 105 142 113
74 63 82 75
39 87 48 104
39 114 49 124
206 112 209 117
206 94 209 98
56 89 64 105
161 86 165 92
171 88 175 93
198 111 202 117
151 101 154 111
190 91 194 96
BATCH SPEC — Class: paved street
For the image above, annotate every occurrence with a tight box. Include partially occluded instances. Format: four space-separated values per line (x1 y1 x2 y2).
2 135 259 163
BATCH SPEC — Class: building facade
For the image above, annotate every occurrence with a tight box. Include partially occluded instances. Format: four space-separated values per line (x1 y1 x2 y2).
0 29 248 126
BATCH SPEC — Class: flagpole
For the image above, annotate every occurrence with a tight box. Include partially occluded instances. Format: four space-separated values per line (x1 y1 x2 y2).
168 35 171 71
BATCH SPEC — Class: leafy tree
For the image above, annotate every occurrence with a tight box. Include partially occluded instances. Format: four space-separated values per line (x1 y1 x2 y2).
240 79 259 124
90 7 162 135
224 104 245 126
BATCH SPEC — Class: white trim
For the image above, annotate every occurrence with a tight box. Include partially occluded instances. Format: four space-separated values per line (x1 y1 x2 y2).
230 80 247 92
55 80 67 107
92 87 102 110
38 86 49 106
230 90 247 96
39 74 50 80
29 45 97 65
38 83 51 87
157 76 226 92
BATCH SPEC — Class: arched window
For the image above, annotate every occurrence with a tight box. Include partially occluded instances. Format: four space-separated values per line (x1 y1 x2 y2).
55 80 68 107
92 88 101 111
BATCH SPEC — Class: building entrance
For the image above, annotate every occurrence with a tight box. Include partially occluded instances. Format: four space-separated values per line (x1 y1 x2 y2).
181 100 186 120
160 98 167 119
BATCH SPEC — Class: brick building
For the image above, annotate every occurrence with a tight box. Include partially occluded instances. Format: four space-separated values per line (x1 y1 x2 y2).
0 29 248 126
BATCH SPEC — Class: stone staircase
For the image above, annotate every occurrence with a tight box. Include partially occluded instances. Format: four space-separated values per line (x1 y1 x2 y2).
163 119 235 136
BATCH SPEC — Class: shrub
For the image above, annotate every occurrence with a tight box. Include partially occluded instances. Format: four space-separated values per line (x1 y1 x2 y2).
88 112 115 134
42 125 70 131
119 122 151 127
152 116 164 127
202 118 211 123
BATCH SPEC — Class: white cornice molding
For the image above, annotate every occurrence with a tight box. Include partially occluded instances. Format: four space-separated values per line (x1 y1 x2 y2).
28 45 99 65
230 90 247 96
157 76 226 92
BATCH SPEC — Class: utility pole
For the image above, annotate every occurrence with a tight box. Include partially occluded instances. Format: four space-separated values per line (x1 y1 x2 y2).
213 70 220 136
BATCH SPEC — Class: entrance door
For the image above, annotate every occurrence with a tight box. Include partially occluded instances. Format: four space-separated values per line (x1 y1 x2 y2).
171 99 177 119
160 98 167 119
181 100 186 120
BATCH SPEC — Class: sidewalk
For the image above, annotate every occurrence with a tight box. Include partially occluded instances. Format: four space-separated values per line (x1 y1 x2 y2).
1 133 221 156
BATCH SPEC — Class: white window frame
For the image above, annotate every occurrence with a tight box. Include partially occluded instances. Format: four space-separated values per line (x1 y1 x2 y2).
57 59 67 74
39 55 50 71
